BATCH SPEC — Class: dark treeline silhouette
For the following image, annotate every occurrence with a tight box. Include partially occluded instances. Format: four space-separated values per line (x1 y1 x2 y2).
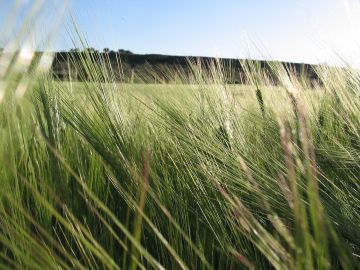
51 49 320 85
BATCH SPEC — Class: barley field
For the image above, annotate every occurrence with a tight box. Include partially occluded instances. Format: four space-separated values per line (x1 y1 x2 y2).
0 51 359 269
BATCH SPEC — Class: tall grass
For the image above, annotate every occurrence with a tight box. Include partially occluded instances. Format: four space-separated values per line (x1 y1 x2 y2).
1 4 360 270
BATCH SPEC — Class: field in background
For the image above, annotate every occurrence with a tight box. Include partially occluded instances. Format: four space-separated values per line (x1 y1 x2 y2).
57 81 322 117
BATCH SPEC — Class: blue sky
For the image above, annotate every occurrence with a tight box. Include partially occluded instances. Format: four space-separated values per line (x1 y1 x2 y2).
1 0 360 65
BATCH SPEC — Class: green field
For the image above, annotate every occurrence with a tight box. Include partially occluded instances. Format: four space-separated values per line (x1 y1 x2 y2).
0 59 359 270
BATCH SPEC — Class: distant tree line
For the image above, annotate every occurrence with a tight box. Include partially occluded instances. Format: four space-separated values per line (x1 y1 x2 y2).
50 48 320 85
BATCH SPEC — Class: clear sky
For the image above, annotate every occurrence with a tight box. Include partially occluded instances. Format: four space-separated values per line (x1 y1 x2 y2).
1 0 360 65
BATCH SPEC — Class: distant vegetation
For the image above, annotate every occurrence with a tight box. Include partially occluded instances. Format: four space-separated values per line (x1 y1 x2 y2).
51 48 320 84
